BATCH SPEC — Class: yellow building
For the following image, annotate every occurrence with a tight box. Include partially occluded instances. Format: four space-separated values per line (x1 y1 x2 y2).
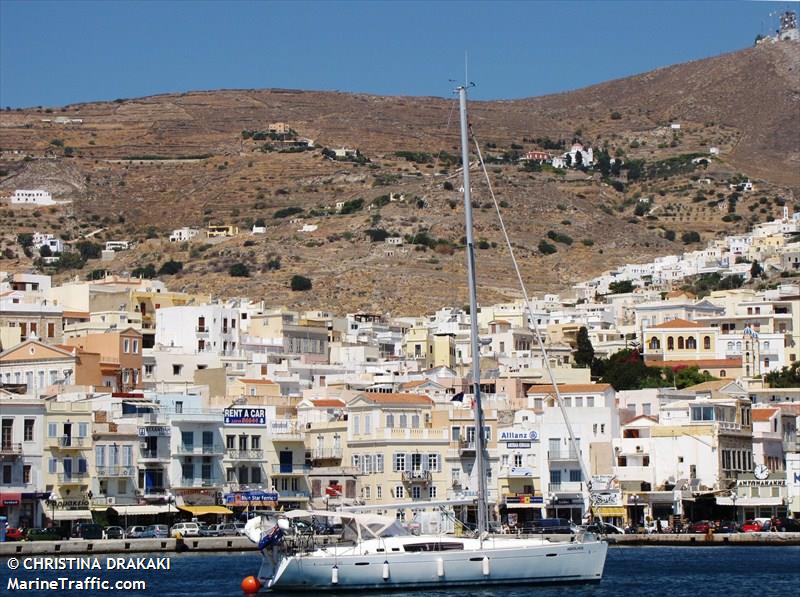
43 400 94 527
207 225 239 238
643 319 717 362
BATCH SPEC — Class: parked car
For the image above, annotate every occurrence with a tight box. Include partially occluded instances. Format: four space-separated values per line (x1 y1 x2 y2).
72 523 103 540
26 527 63 541
198 523 219 537
125 525 148 539
741 518 771 533
4 527 26 541
584 521 624 534
141 524 169 539
688 520 715 534
103 526 125 540
715 520 739 534
170 522 200 538
216 522 245 536
770 517 800 532
524 518 575 534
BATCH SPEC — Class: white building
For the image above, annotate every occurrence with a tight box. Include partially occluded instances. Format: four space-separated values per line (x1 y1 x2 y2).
32 232 64 255
155 305 241 356
169 228 200 243
10 190 56 206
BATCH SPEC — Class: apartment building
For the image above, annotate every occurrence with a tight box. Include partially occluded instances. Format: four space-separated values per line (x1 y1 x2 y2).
64 328 143 391
0 339 77 392
0 392 45 527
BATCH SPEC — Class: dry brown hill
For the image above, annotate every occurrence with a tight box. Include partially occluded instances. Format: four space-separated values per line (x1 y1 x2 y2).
0 41 798 314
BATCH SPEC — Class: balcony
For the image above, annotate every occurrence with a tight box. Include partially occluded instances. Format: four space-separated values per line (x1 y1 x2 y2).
138 449 170 463
310 448 343 462
50 436 85 449
277 490 310 500
548 481 584 493
174 443 225 456
271 464 311 475
96 466 135 477
614 465 652 483
401 470 432 484
225 449 264 460
269 420 304 441
0 442 23 458
57 472 88 484
196 325 209 333
458 440 476 455
501 466 537 478
178 477 222 488
142 487 169 499
547 449 580 463
226 483 268 492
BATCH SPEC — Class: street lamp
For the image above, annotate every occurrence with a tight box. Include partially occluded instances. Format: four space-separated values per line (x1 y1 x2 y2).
731 492 738 525
166 491 174 520
632 494 640 528
48 492 57 527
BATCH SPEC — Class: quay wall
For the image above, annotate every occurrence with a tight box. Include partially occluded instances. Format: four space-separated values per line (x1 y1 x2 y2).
608 532 800 546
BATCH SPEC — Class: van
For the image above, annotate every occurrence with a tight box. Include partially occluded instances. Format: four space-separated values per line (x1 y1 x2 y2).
170 522 200 537
72 523 103 540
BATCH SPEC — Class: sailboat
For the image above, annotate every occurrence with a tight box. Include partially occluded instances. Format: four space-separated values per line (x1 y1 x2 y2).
243 84 608 591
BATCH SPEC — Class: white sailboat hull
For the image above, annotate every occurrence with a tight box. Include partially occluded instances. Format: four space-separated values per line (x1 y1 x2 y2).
257 536 608 591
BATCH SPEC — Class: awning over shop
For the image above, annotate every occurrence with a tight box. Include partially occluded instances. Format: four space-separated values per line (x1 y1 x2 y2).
1 491 22 505
716 497 785 507
42 505 94 521
108 504 172 516
177 505 233 516
594 506 626 517
505 503 542 509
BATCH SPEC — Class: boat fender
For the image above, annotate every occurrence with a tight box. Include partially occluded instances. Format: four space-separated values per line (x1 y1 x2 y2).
382 560 390 580
436 558 444 578
482 556 490 576
331 565 339 585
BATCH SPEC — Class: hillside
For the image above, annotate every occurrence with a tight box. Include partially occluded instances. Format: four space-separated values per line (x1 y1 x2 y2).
0 41 798 315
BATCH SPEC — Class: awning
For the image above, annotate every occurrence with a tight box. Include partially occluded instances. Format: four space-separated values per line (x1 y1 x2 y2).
177 505 233 516
716 497 785 507
44 506 93 521
110 504 172 516
594 506 626 517
1 491 22 505
505 503 542 509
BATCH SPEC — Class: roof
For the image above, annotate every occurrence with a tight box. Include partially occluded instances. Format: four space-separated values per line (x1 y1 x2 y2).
649 318 708 329
684 380 740 393
353 392 433 406
62 310 90 318
400 380 427 389
526 383 613 395
238 378 276 385
752 408 778 422
312 399 345 408
645 358 742 369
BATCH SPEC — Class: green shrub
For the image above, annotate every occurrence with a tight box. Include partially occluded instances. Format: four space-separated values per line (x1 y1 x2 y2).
158 260 183 275
273 206 304 219
229 263 250 277
538 240 557 255
290 275 312 291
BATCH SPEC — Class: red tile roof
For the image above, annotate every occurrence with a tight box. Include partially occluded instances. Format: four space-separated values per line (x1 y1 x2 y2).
650 318 707 329
356 392 433 405
527 383 613 394
752 408 778 422
645 357 742 369
238 378 275 385
312 399 345 408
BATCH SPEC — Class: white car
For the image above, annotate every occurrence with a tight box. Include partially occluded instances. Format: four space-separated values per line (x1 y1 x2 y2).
170 522 200 537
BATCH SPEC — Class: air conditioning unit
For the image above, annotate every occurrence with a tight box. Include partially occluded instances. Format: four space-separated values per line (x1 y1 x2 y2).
106 496 116 505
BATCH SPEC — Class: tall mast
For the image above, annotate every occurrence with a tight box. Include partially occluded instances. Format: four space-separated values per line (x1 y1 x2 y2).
458 85 488 535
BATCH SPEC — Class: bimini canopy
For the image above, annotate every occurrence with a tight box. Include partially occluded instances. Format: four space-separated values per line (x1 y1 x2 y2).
282 509 409 541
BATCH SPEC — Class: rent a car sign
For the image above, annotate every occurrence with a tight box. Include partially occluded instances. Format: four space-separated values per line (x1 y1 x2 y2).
223 407 267 425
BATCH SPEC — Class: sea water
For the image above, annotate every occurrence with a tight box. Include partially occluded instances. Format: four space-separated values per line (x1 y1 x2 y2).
2 546 799 595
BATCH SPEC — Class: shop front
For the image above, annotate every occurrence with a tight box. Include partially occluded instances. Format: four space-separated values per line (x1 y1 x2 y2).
1 491 46 528
547 493 584 523
502 493 544 530
591 489 625 527
41 496 93 537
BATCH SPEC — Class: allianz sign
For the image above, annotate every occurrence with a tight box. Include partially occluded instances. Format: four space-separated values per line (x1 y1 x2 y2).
499 429 539 442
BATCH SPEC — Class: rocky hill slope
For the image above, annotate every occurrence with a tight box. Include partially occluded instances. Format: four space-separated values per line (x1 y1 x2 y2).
0 41 798 314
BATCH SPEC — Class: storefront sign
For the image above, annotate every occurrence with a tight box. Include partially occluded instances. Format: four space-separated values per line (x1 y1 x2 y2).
3 499 20 506
48 498 90 509
737 479 786 487
138 426 171 437
506 442 532 449
325 485 343 497
224 408 267 426
499 429 539 442
505 494 543 504
591 491 621 506
510 467 534 477
224 491 279 506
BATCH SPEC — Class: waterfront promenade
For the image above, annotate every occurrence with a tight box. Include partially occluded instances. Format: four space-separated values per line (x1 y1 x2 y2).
2 532 799 557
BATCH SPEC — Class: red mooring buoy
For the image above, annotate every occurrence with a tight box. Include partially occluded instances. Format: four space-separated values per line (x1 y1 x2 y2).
241 575 262 594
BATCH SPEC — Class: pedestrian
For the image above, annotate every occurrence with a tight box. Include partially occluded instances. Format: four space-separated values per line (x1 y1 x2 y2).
656 518 662 533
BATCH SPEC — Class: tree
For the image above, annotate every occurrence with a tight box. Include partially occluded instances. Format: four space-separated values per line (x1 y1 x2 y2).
39 245 52 257
608 280 634 294
229 263 250 277
17 233 34 248
764 362 800 388
76 240 101 260
158 260 183 275
538 239 557 255
574 327 595 368
132 264 156 278
594 349 664 391
681 231 701 244
750 260 764 279
290 275 312 291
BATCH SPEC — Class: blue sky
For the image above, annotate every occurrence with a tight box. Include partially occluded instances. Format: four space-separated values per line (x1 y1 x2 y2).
0 1 788 107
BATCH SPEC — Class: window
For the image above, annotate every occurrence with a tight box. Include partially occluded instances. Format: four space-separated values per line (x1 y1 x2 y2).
252 467 261 484
226 435 235 449
48 458 57 474
648 337 661 350
377 486 382 499
691 406 715 421
393 453 406 472
386 414 394 428
352 415 360 435
667 337 674 351
123 338 130 353
587 397 595 407
643 403 652 416
375 454 384 473
251 436 260 450
77 458 87 474
428 453 440 472
96 445 105 467
144 364 155 375
364 486 371 499
23 465 31 484
704 336 711 350
173 364 183 376
48 422 57 438
175 401 183 414
686 337 696 350
600 424 605 434
411 414 420 428
2 465 11 484
399 414 407 428
429 486 437 498
24 419 34 441
395 485 405 499
123 445 132 466
352 454 361 469
411 486 421 499
132 339 139 353
677 337 685 350
569 469 582 482
78 423 88 437
365 414 372 434
513 453 523 467
47 323 55 337
550 470 561 485
575 397 583 407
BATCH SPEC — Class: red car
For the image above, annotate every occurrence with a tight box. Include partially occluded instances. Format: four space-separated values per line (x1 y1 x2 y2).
5 527 26 541
741 519 767 533
688 520 714 533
